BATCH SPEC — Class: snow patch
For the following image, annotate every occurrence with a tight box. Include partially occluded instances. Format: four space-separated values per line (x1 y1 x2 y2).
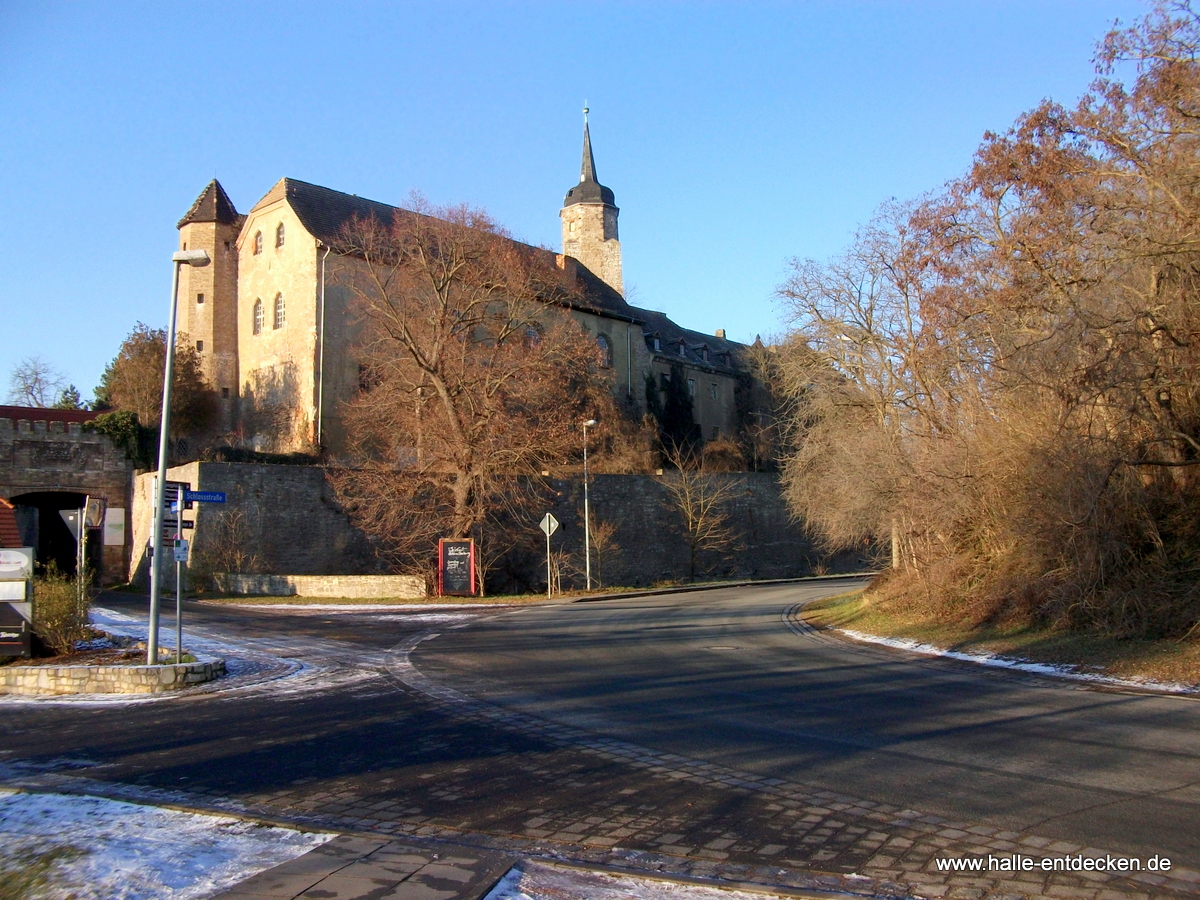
0 790 334 900
838 629 1200 695
484 860 799 900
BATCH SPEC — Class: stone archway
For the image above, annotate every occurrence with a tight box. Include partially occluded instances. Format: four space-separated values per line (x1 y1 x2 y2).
1 407 134 585
7 491 94 576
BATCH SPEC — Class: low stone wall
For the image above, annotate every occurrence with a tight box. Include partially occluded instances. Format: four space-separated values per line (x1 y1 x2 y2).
213 573 426 599
0 659 226 696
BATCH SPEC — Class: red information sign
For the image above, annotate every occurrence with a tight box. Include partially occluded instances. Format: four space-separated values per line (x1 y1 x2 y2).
438 539 477 597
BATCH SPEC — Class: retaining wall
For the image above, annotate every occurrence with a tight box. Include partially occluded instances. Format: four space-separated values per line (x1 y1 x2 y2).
213 573 425 598
0 659 226 695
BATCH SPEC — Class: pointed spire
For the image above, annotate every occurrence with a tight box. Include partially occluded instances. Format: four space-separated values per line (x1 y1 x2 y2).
580 105 598 184
563 108 615 208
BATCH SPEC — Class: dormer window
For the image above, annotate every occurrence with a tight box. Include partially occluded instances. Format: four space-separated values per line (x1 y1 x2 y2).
275 222 285 248
678 342 687 357
650 334 661 352
253 231 263 255
700 346 709 362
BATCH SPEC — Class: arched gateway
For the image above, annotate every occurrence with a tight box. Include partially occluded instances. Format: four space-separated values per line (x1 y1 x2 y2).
0 407 132 584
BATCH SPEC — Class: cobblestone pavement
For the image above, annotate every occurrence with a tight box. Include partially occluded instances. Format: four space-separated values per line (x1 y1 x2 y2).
2 595 1197 900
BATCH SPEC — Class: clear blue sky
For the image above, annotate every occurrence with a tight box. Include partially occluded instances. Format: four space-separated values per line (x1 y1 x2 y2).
0 0 1148 402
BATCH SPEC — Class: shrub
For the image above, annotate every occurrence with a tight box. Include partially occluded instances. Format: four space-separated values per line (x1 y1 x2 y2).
33 563 92 655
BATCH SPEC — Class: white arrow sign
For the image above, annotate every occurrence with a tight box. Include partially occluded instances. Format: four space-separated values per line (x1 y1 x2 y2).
540 513 559 537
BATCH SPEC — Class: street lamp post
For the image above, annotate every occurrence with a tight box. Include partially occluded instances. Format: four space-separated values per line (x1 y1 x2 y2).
582 418 597 591
148 249 210 665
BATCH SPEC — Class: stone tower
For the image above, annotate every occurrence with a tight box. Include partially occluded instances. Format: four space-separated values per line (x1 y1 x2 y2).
561 110 622 295
177 179 243 430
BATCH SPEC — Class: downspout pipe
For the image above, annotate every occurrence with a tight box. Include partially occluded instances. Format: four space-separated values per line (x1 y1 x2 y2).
317 243 331 451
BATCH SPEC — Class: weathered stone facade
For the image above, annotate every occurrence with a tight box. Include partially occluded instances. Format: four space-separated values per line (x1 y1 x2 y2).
175 118 752 456
130 461 380 588
0 408 133 584
130 460 864 592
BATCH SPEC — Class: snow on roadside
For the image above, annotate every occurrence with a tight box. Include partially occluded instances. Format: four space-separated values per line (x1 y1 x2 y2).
0 789 334 900
484 859 796 900
838 628 1200 695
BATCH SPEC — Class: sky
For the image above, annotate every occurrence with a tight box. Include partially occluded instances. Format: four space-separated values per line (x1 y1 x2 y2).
0 0 1150 403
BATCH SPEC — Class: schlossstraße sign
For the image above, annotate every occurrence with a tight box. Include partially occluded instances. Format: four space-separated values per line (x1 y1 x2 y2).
184 491 226 503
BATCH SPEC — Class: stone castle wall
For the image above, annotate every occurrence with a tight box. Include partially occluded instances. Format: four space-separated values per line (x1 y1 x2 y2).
131 461 867 592
0 414 133 584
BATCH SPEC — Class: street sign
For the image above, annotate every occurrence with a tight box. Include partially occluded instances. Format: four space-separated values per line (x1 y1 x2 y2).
184 490 226 504
0 548 34 581
540 513 560 537
181 520 194 530
173 539 189 563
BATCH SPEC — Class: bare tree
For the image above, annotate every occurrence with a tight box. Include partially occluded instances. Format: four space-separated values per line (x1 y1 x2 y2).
661 446 743 581
329 199 621 590
7 356 65 407
774 2 1200 638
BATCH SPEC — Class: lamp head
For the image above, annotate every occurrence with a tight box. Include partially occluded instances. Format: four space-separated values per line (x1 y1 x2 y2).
172 249 211 267
583 419 598 428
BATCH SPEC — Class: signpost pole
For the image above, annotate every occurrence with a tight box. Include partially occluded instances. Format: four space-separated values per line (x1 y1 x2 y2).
546 529 552 600
175 538 182 665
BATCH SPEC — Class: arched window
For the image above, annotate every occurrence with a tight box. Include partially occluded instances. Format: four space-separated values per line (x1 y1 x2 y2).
253 231 263 255
275 222 285 248
596 333 613 368
253 298 264 335
273 293 285 329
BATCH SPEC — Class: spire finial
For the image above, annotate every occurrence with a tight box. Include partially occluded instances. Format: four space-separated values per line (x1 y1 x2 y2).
580 106 597 184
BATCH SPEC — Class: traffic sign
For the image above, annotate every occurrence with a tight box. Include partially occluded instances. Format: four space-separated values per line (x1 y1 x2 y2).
184 490 226 504
173 539 189 563
540 513 560 537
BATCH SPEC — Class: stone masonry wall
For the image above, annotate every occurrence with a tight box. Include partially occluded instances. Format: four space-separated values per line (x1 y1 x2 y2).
0 414 133 585
131 461 381 588
536 472 869 591
132 461 868 592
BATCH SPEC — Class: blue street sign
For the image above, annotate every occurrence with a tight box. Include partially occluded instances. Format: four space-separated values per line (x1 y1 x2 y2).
184 491 226 504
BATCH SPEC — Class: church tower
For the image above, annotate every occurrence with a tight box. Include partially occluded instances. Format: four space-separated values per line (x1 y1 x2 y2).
177 179 243 431
561 109 623 295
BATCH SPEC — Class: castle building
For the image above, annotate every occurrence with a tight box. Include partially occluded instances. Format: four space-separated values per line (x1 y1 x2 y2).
175 119 749 455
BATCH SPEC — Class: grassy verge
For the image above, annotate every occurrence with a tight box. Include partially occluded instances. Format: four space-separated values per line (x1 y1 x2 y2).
803 590 1200 687
0 843 83 900
194 593 549 606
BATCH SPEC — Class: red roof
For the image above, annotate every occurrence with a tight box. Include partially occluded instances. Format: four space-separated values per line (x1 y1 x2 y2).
0 499 21 548
0 405 99 425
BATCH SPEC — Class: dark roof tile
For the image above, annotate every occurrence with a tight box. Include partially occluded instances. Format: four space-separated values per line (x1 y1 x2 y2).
178 180 241 228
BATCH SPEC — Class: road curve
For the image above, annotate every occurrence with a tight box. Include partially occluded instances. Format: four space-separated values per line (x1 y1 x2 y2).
412 578 1200 868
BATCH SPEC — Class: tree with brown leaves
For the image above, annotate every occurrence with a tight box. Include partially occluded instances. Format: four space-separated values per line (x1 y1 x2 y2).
328 199 619 589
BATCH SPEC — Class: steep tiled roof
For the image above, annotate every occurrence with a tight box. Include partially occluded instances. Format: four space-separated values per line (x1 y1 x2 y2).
0 499 21 548
632 307 745 373
178 179 242 228
256 178 404 245
257 178 643 324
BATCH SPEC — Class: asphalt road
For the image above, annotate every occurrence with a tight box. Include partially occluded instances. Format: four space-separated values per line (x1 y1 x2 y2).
413 578 1200 866
2 579 1198 895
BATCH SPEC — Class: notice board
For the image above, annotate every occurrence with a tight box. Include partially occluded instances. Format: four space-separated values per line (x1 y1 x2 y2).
438 539 477 597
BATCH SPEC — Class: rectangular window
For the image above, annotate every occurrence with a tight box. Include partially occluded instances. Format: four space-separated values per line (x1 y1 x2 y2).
660 372 670 388
196 340 204 352
687 378 695 397
710 382 718 400
197 293 205 304
221 387 230 399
